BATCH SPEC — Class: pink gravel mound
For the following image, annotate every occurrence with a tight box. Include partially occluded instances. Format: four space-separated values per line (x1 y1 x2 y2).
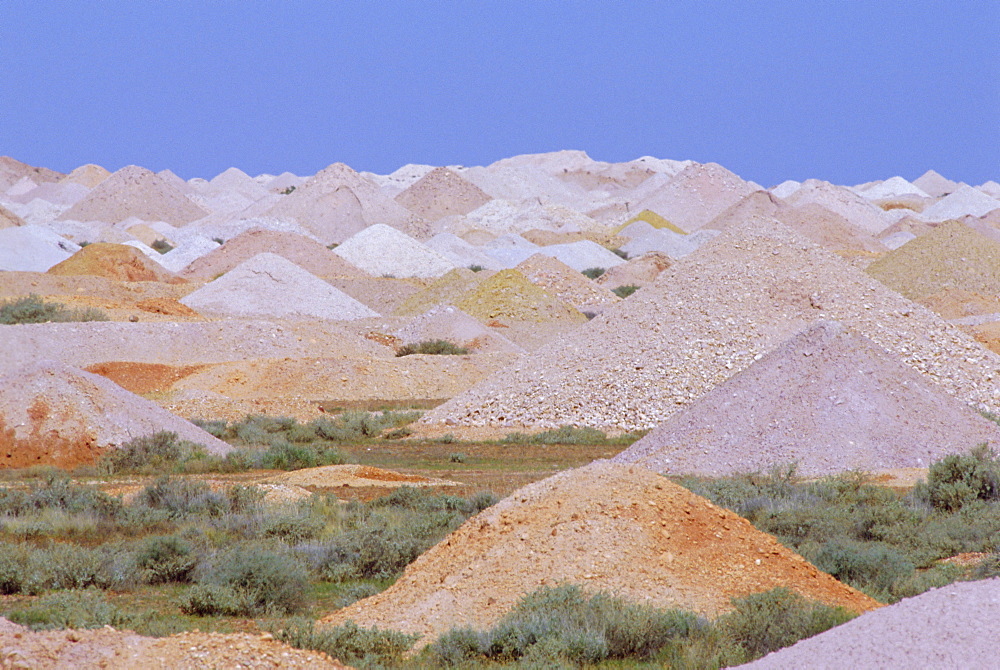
57 165 208 225
395 167 492 221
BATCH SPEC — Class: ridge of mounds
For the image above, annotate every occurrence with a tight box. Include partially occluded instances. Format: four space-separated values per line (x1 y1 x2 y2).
332 224 458 278
455 269 587 324
781 179 892 236
738 578 1000 669
630 162 758 231
422 216 1000 432
866 220 1000 302
393 304 526 354
920 184 1000 221
514 253 620 312
613 208 687 235
47 243 185 284
178 228 369 280
0 156 63 191
180 252 379 320
595 250 672 288
912 169 960 198
59 163 112 188
0 619 347 669
392 268 488 316
321 461 879 648
0 360 231 469
264 162 428 244
613 320 1000 478
57 165 209 225
394 166 492 221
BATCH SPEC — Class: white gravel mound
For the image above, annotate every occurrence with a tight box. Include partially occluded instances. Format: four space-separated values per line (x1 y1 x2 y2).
858 176 930 200
333 224 458 278
180 252 379 320
769 180 802 198
919 184 1000 221
913 169 960 197
424 232 504 270
0 225 78 271
631 162 757 231
783 179 893 235
621 227 720 259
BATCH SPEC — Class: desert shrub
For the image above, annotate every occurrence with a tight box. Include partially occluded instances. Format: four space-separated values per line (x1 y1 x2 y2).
0 294 108 324
134 534 198 584
0 475 123 521
428 584 702 665
183 543 309 616
718 587 854 659
311 411 421 441
611 247 628 259
921 444 1000 511
468 264 485 272
99 431 208 475
263 515 324 544
503 425 609 445
612 284 640 298
383 427 412 439
581 267 605 279
190 418 229 438
8 589 135 631
150 239 174 254
809 539 914 593
135 477 226 518
329 582 382 609
274 619 417 668
449 452 466 463
22 543 110 593
258 439 319 470
226 485 265 514
395 339 470 356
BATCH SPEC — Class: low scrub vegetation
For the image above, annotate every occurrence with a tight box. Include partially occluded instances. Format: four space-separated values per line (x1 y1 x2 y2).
501 424 642 446
0 294 108 324
581 267 605 280
395 340 470 357
612 283 640 298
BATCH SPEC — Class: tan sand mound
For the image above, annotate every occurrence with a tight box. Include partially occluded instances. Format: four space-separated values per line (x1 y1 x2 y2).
267 464 459 488
47 243 185 283
321 461 879 647
0 361 232 469
60 163 111 188
613 321 1000 477
423 216 1000 431
738 578 1000 669
920 288 1000 320
515 253 620 312
773 203 888 253
455 269 587 324
134 297 201 317
866 220 1000 301
595 250 672 288
57 165 208 225
0 619 346 669
180 228 369 280
395 166 492 221
0 156 63 190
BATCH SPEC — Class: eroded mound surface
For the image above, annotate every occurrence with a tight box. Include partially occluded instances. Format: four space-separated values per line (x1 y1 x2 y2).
47 243 184 283
321 461 878 647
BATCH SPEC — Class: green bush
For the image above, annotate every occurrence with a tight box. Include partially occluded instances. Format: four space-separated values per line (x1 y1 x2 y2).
810 540 914 593
922 444 1000 511
718 587 854 659
611 248 628 260
581 267 605 279
274 619 418 668
150 239 174 254
428 584 702 665
135 477 226 518
468 264 485 272
134 535 197 584
183 543 309 616
612 284 640 298
8 589 135 631
99 431 209 475
395 339 470 357
503 425 609 445
0 294 108 324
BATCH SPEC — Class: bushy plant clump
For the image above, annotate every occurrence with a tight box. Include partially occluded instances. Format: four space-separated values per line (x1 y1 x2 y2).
612 283 640 298
581 267 605 279
0 294 108 324
275 620 418 668
395 339 470 357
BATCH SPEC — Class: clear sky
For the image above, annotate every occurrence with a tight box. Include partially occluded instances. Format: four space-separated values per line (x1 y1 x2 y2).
1 1 997 187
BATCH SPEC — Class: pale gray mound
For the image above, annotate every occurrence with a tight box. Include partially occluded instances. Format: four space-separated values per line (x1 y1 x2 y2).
881 231 917 250
613 321 1000 477
394 167 492 221
858 176 930 200
264 162 428 244
769 180 802 198
738 578 1000 669
979 180 1000 199
180 228 369 279
10 181 90 207
919 184 1000 221
0 225 78 271
394 304 526 354
180 252 379 320
1 321 391 372
913 169 960 197
423 216 1000 432
531 240 626 272
333 224 458 278
0 360 232 467
620 227 720 259
157 235 221 273
631 162 757 231
57 165 209 225
424 232 504 270
783 179 893 236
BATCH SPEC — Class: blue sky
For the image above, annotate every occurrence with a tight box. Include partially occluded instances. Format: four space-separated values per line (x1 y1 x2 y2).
1 1 997 187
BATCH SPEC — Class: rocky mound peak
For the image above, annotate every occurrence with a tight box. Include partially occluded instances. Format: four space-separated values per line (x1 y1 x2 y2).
57 165 209 225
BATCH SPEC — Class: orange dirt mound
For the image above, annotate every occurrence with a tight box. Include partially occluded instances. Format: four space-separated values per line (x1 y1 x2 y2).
321 461 879 648
267 464 459 488
48 243 185 284
135 297 201 317
85 361 207 395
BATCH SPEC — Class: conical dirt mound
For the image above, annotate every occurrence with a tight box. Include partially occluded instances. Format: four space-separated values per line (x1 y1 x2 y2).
394 304 526 354
423 216 1000 431
60 163 111 188
455 269 586 324
332 224 457 278
867 220 1000 302
515 253 620 311
392 268 487 316
47 243 184 283
321 461 879 647
395 167 492 221
57 165 208 225
632 162 757 231
180 253 379 320
0 361 232 469
614 321 1000 477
